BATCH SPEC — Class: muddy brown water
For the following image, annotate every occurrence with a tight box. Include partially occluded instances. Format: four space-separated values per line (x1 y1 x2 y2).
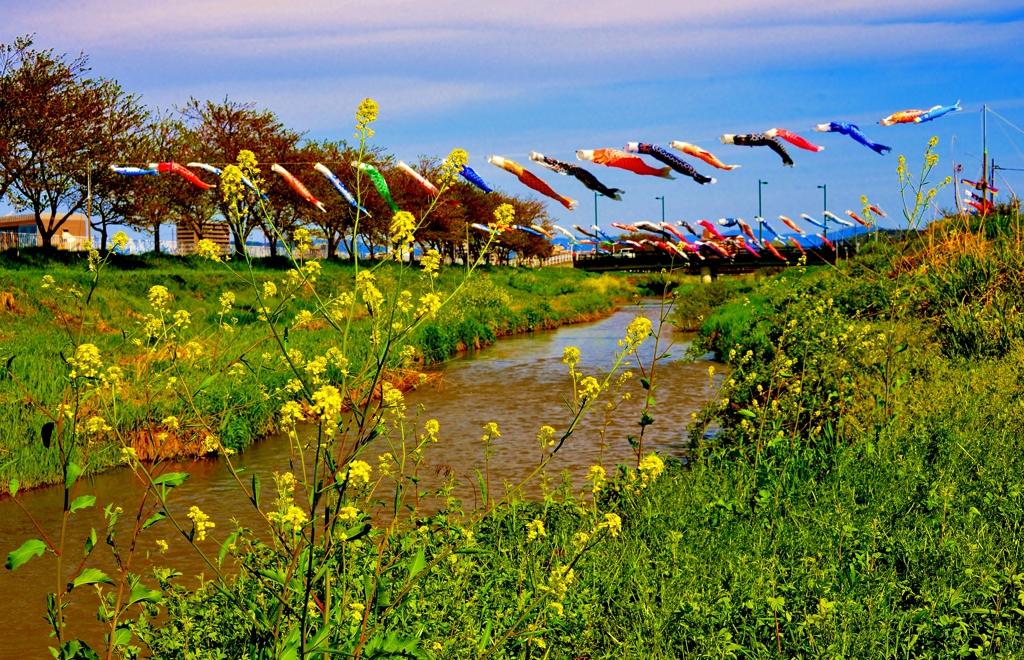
0 302 722 657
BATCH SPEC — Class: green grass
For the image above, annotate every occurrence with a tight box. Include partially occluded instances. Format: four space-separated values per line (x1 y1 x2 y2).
0 249 635 488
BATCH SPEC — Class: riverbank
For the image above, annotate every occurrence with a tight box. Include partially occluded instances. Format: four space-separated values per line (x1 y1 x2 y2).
0 248 636 488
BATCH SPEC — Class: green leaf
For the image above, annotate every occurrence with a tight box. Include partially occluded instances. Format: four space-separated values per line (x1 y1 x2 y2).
737 409 758 419
65 462 82 490
8 478 18 497
475 467 487 505
195 373 219 394
152 472 189 488
128 584 162 607
407 547 426 581
640 377 651 390
142 512 166 530
84 528 97 557
41 421 54 449
251 473 261 508
71 568 114 591
111 627 131 647
218 531 240 568
70 495 96 514
6 538 47 570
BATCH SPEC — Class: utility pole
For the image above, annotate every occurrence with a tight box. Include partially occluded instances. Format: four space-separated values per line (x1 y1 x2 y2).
982 104 989 208
758 180 768 244
817 184 827 237
86 165 93 249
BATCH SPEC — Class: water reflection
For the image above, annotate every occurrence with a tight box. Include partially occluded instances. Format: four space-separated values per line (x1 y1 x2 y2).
0 301 720 656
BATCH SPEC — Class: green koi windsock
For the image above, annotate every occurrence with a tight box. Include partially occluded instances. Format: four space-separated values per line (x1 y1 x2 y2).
352 162 399 212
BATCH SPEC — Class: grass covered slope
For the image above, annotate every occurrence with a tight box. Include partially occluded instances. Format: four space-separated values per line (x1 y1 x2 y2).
0 249 633 488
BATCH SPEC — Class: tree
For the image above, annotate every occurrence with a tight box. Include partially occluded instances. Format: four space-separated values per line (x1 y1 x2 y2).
122 109 188 253
3 41 111 248
180 97 303 256
0 36 35 203
85 82 148 250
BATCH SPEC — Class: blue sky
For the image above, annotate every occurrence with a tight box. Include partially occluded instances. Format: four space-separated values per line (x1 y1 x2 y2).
5 0 1024 233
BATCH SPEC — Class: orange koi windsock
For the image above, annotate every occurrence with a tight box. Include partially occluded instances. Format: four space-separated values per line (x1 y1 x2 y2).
576 149 674 179
879 108 930 126
763 241 786 260
778 215 805 234
788 236 806 254
669 141 740 170
488 156 578 210
397 161 439 196
271 164 325 212
868 205 887 217
845 210 872 227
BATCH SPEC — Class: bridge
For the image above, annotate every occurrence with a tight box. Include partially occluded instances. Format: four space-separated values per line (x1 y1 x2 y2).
572 243 857 276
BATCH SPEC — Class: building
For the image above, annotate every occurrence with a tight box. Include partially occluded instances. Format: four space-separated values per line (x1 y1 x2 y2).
0 213 91 251
176 222 231 255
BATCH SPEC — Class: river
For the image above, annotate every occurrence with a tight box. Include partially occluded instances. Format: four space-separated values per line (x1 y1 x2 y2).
0 300 721 657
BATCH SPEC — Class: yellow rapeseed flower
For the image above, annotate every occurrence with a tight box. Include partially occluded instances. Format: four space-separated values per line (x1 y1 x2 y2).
525 518 546 541
187 506 215 542
347 460 372 485
197 239 222 262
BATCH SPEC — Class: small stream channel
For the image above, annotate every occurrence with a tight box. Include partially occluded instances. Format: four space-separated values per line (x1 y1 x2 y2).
0 300 722 657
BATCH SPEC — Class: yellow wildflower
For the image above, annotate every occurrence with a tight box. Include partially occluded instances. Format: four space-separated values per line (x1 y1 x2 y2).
155 539 168 553
390 211 417 251
148 285 171 312
347 460 372 485
481 421 500 442
262 280 277 298
416 292 442 319
587 465 606 494
578 376 601 402
537 425 556 447
525 518 546 541
562 346 581 368
196 239 222 262
423 419 440 442
598 512 622 537
420 249 442 276
491 203 515 231
111 231 129 250
338 505 360 523
187 506 215 542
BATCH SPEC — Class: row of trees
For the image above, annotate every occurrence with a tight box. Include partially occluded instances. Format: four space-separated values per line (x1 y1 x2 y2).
0 36 554 260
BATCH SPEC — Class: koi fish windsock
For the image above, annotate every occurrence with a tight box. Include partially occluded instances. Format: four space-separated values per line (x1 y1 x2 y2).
271 164 325 212
397 161 440 196
879 108 929 126
814 122 891 155
845 210 872 227
352 162 399 212
778 215 805 234
634 221 674 240
702 240 732 259
697 220 726 241
512 225 544 237
110 165 157 176
529 152 624 200
763 240 786 260
552 225 579 243
610 222 638 233
716 218 740 227
148 162 215 189
488 156 578 210
800 214 827 230
719 134 794 166
915 101 961 123
823 211 854 227
459 165 493 193
788 236 806 254
763 128 824 153
817 234 836 251
736 237 761 257
669 141 740 170
623 142 715 184
189 162 267 200
737 219 758 242
660 223 688 242
530 225 554 239
576 149 674 179
756 216 782 238
676 221 700 237
868 205 887 218
571 224 598 239
313 163 369 215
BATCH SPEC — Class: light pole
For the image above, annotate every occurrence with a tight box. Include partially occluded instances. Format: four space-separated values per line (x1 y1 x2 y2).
655 195 665 225
817 184 827 237
758 180 768 243
593 191 599 254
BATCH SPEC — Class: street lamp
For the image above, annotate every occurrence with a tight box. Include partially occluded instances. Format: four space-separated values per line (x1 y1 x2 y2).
655 196 665 225
594 191 599 254
817 184 827 237
758 180 768 243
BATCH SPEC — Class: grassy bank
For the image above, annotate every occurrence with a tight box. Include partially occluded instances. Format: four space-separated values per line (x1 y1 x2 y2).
0 248 634 488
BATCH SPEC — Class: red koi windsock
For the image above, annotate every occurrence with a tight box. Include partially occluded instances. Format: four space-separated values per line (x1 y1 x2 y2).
611 222 638 232
696 219 725 241
764 128 824 153
737 238 761 257
271 164 325 212
576 149 674 179
845 210 871 227
660 223 688 242
868 205 887 218
148 162 214 190
778 215 804 234
816 234 836 251
703 241 731 258
763 241 785 260
788 236 805 254
397 161 440 196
